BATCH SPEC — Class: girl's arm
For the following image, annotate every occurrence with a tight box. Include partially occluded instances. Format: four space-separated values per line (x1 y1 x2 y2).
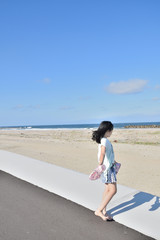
99 145 106 165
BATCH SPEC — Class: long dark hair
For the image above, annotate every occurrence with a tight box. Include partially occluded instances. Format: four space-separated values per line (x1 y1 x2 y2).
92 121 113 144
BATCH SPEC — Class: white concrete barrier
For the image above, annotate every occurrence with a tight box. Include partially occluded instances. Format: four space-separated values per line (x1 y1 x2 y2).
0 150 159 240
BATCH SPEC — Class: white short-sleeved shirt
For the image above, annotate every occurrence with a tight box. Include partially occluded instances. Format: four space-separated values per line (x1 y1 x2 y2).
98 137 115 172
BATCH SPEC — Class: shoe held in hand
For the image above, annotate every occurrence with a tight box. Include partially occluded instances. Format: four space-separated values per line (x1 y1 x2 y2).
115 162 121 174
89 165 106 180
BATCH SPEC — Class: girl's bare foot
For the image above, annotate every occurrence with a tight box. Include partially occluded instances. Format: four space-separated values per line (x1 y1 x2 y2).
94 210 107 221
102 210 113 221
102 209 107 216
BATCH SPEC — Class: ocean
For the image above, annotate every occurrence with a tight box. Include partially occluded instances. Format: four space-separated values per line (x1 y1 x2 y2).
0 122 160 130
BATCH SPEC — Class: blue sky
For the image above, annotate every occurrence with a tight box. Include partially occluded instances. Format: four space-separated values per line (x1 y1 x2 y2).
0 0 160 126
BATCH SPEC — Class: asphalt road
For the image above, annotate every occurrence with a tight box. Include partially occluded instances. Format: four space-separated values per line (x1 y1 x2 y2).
0 171 154 240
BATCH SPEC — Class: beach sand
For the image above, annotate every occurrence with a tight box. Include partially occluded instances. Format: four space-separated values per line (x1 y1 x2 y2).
0 128 160 196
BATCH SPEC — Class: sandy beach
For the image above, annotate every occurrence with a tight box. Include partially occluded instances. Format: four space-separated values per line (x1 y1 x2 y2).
0 128 160 197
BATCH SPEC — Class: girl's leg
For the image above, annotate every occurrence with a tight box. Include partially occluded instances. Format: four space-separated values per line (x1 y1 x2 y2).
99 182 117 211
95 182 117 220
102 184 109 215
94 184 109 221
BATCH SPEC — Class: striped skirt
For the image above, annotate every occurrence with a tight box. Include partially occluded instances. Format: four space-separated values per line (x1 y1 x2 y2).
101 165 117 184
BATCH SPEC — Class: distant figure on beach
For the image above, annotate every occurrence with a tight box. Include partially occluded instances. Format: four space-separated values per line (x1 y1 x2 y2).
92 121 117 221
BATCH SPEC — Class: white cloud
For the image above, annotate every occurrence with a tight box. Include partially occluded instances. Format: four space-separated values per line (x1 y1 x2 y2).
13 104 40 110
106 79 148 94
79 96 91 101
155 85 160 90
152 97 160 101
42 78 51 84
37 78 51 84
13 104 24 109
27 105 40 109
59 106 74 111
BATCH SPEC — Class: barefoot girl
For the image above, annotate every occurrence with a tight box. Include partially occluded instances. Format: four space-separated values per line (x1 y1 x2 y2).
92 121 117 221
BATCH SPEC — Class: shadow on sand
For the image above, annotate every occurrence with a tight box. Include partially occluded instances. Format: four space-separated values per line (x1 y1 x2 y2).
107 192 160 217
